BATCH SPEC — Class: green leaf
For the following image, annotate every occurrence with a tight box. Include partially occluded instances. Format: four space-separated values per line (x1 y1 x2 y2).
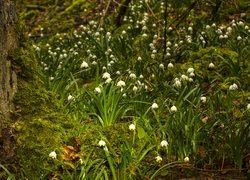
160 170 169 176
137 126 147 139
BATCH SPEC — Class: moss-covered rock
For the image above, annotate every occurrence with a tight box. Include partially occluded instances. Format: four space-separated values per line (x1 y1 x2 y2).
79 122 132 159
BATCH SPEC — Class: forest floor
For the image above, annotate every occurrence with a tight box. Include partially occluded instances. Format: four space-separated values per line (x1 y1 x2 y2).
9 0 250 179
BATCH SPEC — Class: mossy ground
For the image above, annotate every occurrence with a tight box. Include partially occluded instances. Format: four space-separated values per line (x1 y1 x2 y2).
2 0 248 178
9 41 78 177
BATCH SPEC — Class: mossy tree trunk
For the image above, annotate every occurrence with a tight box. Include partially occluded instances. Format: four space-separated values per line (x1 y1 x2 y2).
0 0 18 163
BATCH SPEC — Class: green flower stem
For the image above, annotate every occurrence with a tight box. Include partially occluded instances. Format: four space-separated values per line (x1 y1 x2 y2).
104 147 117 180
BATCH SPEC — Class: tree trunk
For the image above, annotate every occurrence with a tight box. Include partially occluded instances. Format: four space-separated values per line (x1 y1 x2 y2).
0 0 18 163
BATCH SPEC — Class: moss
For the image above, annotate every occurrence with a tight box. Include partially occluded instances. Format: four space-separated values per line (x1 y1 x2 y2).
79 122 131 160
62 0 90 15
77 122 156 176
42 0 91 32
19 10 39 21
186 47 240 78
11 43 80 178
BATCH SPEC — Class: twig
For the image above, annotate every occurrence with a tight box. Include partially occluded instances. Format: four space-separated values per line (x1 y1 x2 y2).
99 0 112 28
163 0 168 60
169 0 199 28
112 0 123 6
145 1 160 22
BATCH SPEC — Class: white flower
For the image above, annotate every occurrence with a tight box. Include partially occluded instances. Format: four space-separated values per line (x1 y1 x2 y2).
79 158 83 164
189 72 195 77
247 104 250 110
201 96 207 103
155 156 163 163
168 63 174 68
133 86 138 92
229 83 238 90
216 29 222 34
227 26 232 32
80 61 88 68
170 105 177 113
117 80 126 87
129 124 136 131
188 26 193 31
49 151 57 159
181 75 189 81
94 32 100 37
122 30 126 35
151 103 158 109
159 64 164 69
129 73 136 79
189 78 193 82
237 36 242 41
106 31 111 36
187 38 192 43
160 140 168 147
102 72 110 79
98 140 106 147
237 21 244 26
68 95 74 101
209 62 215 69
174 80 181 88
137 56 142 61
105 78 112 84
184 156 189 162
187 68 194 73
95 87 101 93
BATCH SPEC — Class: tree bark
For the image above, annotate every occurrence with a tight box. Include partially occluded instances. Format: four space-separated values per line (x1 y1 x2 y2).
115 0 131 27
0 0 18 163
